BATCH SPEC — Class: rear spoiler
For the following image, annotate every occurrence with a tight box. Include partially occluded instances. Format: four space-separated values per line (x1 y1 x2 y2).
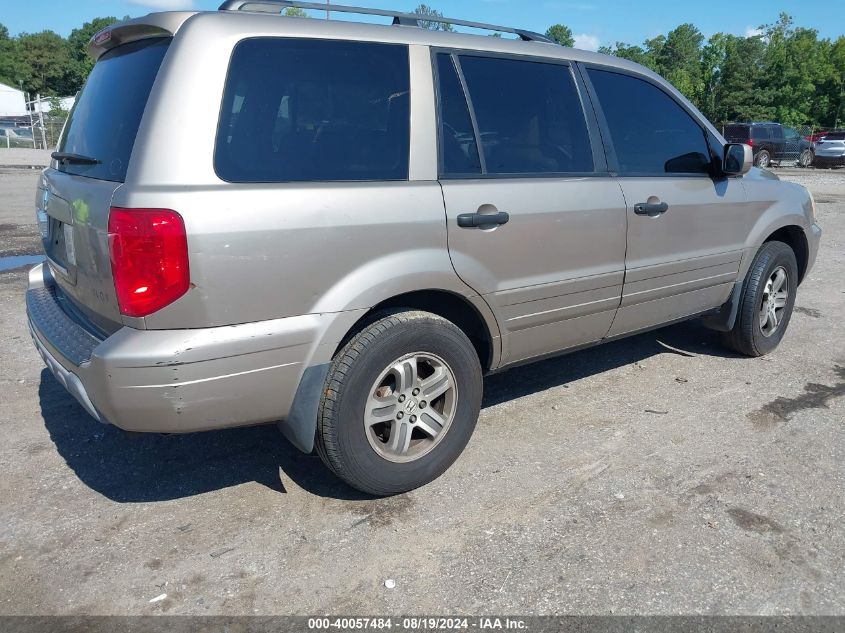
88 12 197 60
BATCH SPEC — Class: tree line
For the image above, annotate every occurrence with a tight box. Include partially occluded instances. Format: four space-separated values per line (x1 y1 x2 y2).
1 7 842 128
546 14 844 128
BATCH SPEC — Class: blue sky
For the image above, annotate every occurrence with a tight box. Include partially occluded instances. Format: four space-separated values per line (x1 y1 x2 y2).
2 0 844 50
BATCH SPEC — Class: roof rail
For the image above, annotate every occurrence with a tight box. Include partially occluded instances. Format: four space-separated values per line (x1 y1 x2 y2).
217 0 555 43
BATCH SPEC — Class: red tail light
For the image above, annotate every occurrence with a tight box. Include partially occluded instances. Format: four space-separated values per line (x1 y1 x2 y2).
745 139 753 147
108 208 190 318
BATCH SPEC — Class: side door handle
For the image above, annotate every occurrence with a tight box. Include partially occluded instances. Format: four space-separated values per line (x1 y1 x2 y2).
633 202 669 217
457 211 510 229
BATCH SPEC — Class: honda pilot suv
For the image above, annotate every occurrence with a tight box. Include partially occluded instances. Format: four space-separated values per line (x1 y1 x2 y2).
27 1 821 496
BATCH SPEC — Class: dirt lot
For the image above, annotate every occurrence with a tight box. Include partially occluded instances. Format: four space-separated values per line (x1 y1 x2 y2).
0 167 843 615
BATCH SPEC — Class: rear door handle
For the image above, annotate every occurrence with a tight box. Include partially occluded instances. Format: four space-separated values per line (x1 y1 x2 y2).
457 211 510 228
633 202 669 217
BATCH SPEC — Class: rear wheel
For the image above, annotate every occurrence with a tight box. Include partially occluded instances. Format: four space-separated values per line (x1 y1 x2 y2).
799 149 814 168
755 150 771 168
720 241 798 357
316 311 483 496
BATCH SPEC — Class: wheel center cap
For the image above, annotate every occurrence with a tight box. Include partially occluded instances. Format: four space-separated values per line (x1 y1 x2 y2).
404 398 418 413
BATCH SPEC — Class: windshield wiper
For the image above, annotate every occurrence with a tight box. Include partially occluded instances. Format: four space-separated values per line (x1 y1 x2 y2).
51 152 101 165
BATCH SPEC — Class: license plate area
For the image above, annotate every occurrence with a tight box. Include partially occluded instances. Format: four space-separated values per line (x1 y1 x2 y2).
45 218 78 284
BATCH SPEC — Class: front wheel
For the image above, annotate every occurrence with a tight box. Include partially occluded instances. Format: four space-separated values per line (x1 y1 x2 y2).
720 241 798 357
316 311 483 496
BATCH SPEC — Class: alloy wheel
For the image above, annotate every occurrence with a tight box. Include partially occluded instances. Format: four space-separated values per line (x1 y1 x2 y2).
364 353 458 463
759 266 789 337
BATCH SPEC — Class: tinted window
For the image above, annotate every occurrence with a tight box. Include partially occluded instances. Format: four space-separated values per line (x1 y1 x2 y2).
57 38 170 182
216 39 410 183
459 56 594 175
751 126 771 140
436 53 481 176
825 132 845 140
723 125 750 142
588 69 711 175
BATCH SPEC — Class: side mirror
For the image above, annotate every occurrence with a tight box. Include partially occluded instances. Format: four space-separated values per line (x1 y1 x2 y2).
723 143 753 175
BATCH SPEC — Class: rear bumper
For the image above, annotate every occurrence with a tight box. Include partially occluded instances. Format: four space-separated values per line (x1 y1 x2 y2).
26 263 324 435
813 155 845 166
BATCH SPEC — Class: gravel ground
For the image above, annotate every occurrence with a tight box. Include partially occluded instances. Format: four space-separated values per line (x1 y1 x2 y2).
0 148 51 168
0 167 843 615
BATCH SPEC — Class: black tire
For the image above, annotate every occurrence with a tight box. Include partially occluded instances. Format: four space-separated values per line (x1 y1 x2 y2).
316 310 483 496
799 149 814 168
720 241 798 357
755 150 771 168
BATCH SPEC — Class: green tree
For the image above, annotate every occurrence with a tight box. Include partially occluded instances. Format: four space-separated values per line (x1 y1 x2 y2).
0 22 23 87
283 7 309 17
831 37 845 127
760 14 837 126
699 33 731 121
598 42 656 70
16 30 74 96
711 34 772 124
413 4 453 32
66 17 118 91
545 24 574 47
656 24 705 102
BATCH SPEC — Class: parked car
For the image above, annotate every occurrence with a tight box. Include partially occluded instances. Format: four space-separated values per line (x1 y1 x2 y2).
27 2 821 496
813 130 845 168
723 122 815 168
0 126 35 148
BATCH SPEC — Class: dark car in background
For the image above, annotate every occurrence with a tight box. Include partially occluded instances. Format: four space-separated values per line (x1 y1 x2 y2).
723 122 815 168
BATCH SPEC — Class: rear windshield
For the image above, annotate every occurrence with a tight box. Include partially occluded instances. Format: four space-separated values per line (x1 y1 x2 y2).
215 38 410 183
723 125 749 141
56 37 171 182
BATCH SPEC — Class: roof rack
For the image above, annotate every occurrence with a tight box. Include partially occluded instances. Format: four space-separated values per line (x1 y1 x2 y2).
218 0 555 43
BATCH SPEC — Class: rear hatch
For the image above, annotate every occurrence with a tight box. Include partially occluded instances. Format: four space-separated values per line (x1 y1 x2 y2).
816 132 845 155
40 36 171 333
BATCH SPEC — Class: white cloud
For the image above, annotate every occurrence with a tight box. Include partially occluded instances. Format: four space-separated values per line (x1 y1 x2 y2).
744 26 764 38
127 0 196 10
573 33 600 51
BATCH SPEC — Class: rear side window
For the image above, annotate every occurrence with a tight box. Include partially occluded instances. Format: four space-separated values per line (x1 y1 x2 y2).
751 126 771 140
436 53 482 176
57 37 171 182
588 69 711 175
825 132 845 140
458 55 594 175
215 38 410 183
723 125 750 142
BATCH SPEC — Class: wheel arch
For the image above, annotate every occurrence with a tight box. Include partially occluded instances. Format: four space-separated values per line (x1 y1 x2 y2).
280 288 501 454
335 289 501 373
764 224 809 285
704 222 809 334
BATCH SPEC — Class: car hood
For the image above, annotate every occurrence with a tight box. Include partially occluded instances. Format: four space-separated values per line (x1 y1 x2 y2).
745 167 780 181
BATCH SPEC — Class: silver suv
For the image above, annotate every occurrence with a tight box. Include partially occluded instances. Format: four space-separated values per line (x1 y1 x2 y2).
27 1 821 496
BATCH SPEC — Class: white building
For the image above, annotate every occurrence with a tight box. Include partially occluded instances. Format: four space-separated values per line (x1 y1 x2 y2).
0 82 28 117
30 95 77 114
